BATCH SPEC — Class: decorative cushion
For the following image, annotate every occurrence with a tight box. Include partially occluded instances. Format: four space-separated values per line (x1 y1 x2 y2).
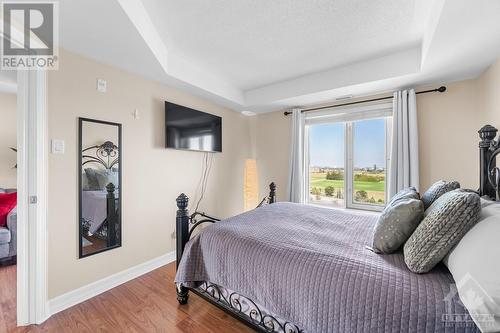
94 169 118 189
0 192 17 228
82 173 90 191
404 189 480 273
372 194 424 254
84 168 101 190
85 168 118 190
388 186 419 206
421 180 460 209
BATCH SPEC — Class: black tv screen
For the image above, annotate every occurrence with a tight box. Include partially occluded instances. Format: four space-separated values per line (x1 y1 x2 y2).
165 102 222 152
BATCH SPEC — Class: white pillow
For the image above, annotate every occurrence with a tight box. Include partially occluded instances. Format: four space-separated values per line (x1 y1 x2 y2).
444 203 500 332
480 197 495 208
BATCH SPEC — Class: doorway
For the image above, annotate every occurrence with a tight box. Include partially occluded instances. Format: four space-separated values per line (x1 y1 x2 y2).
15 70 49 326
0 68 49 328
0 69 18 330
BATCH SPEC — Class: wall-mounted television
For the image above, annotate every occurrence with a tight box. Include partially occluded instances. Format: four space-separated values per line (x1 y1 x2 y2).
165 101 222 153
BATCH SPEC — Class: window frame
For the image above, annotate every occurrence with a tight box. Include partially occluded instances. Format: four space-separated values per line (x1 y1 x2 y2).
305 103 392 211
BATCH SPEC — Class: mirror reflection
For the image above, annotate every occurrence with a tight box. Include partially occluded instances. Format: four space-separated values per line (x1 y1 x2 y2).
79 118 122 258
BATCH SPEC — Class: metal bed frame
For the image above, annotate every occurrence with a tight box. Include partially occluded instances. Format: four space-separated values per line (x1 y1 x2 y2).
172 124 500 333
175 183 302 332
478 124 500 199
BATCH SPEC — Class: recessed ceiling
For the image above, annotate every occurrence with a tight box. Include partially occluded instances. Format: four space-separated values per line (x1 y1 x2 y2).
142 0 424 90
57 0 500 113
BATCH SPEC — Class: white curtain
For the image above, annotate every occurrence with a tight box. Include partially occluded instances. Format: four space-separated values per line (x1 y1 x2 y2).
288 108 306 203
389 89 419 198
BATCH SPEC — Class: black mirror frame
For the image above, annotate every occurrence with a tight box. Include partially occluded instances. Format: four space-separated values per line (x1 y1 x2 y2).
78 117 122 259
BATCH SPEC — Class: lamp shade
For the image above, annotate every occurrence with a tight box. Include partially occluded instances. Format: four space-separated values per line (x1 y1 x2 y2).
243 159 259 211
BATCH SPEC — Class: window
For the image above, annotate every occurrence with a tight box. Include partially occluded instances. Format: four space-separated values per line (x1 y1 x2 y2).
308 123 345 208
306 104 391 211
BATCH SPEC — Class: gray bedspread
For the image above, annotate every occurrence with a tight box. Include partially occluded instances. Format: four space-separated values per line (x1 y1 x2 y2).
175 202 479 333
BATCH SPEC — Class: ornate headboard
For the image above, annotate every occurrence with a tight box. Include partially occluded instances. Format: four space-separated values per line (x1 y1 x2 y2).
82 141 119 170
478 125 500 199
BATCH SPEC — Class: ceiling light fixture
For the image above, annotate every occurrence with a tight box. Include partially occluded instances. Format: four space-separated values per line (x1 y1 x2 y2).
241 111 256 116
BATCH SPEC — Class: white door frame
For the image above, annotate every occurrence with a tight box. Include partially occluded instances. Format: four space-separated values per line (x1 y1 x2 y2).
16 69 49 325
2 13 49 326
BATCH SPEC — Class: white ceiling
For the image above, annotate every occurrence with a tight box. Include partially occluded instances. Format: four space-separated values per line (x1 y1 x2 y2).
52 0 500 112
142 0 425 90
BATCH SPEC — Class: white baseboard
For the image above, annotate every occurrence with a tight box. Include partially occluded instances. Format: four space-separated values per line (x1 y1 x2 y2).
48 251 176 316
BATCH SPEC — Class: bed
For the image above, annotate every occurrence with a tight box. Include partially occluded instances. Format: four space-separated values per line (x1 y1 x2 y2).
173 125 500 333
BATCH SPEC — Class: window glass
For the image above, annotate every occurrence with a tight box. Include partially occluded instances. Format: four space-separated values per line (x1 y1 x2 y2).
308 123 345 208
352 118 386 206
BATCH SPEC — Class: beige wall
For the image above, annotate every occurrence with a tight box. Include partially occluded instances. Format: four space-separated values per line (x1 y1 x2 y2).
252 112 291 201
417 59 500 190
0 92 17 189
48 50 252 298
47 49 500 299
479 59 500 129
253 58 500 198
416 79 482 191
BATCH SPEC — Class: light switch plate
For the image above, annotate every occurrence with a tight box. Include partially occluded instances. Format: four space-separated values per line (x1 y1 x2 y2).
96 78 107 92
51 139 65 154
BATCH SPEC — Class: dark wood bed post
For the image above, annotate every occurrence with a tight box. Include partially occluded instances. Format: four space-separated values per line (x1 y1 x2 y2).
106 183 117 247
175 193 190 304
478 125 498 198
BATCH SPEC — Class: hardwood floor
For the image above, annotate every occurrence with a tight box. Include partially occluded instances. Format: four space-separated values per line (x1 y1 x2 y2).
0 262 254 333
81 235 107 256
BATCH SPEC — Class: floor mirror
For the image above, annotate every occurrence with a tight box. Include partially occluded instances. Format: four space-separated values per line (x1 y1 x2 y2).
78 117 122 258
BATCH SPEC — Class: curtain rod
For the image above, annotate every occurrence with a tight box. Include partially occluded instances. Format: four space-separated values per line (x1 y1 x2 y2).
283 86 446 116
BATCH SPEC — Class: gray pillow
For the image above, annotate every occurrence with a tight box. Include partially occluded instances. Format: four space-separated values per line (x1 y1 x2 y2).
95 170 118 189
388 187 419 206
372 197 424 254
82 173 91 191
403 189 481 273
84 168 101 190
421 180 460 209
85 168 118 190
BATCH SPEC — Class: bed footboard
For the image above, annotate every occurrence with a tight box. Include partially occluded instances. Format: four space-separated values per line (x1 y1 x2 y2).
175 182 277 305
